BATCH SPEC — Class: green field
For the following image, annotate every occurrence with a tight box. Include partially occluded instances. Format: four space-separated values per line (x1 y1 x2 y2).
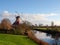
0 34 38 45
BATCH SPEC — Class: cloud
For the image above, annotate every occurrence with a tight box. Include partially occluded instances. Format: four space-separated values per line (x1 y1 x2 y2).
2 11 10 17
1 11 59 25
21 13 57 25
52 21 60 26
21 13 57 21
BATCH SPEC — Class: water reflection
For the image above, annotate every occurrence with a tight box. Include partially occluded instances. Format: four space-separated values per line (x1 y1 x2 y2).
33 30 60 45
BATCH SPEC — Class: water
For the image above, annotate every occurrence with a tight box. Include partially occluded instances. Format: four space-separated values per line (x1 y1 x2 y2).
33 30 60 45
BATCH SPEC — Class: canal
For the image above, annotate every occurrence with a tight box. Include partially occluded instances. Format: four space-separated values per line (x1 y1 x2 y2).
32 30 60 45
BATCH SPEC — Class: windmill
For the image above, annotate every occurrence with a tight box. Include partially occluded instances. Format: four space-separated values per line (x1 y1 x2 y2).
15 11 25 23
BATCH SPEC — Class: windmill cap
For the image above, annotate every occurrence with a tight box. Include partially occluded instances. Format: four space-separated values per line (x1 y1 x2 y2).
16 16 20 19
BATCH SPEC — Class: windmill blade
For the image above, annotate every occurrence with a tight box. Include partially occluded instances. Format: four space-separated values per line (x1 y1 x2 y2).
15 11 22 20
15 11 27 23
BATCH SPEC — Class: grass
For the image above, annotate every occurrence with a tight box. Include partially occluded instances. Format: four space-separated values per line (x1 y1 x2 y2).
0 34 38 45
35 28 60 32
37 28 47 30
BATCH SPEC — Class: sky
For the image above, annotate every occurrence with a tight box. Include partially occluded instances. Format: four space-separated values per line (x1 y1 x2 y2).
0 0 60 25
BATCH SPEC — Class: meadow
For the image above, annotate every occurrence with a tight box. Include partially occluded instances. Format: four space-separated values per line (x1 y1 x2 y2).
0 34 38 45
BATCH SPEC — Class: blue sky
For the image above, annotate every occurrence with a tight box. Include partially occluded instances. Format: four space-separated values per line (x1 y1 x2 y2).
0 0 60 25
0 0 60 13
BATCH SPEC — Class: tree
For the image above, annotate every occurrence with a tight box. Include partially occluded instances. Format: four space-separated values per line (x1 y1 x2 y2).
39 24 43 27
12 20 32 35
1 18 12 30
51 21 54 27
51 21 54 30
23 20 32 26
0 23 1 29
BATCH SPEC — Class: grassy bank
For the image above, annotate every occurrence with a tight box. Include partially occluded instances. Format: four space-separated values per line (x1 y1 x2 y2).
0 34 38 45
34 28 60 32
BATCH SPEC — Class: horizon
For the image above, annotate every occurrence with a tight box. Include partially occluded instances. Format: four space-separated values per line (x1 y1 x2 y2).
0 0 60 26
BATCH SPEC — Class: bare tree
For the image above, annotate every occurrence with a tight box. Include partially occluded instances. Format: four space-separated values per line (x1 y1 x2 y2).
0 23 1 29
1 18 12 30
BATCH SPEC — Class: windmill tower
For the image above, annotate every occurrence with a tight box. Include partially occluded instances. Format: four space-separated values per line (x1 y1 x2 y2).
13 11 24 25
